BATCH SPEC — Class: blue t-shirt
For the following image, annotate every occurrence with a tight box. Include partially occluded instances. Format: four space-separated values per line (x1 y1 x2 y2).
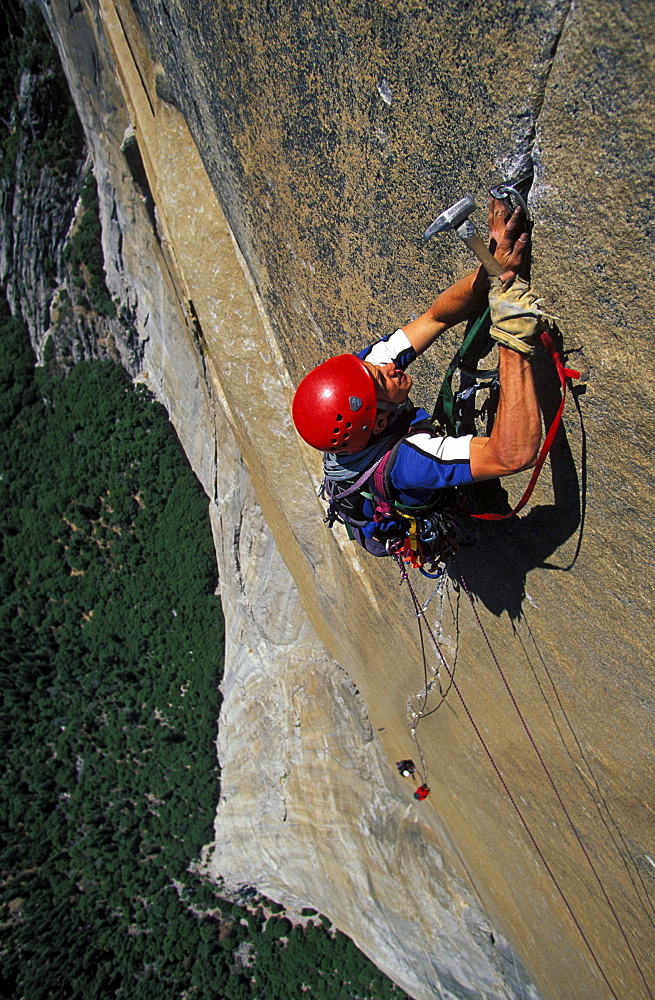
355 329 474 507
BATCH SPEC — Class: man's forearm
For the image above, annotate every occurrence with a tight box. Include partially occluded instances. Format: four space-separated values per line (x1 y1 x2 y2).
402 267 487 355
427 266 488 327
469 347 541 481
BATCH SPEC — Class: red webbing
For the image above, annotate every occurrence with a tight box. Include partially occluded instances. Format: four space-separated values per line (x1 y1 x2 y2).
472 331 580 521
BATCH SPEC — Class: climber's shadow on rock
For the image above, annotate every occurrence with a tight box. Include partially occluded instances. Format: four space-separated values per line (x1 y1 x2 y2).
452 336 586 620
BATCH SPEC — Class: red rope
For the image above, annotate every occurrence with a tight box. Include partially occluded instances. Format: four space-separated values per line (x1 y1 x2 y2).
473 331 580 521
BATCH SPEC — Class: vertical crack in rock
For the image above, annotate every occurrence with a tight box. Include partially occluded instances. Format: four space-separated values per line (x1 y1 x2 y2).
120 131 158 237
232 518 245 595
533 0 574 122
504 0 575 178
187 299 208 377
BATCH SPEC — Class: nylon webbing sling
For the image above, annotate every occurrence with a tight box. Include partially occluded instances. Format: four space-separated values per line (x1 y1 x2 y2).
432 307 492 436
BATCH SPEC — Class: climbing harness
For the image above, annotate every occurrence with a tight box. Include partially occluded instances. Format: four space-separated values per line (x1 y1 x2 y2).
320 416 476 577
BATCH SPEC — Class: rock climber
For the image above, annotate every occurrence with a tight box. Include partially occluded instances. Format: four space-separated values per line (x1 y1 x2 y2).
396 759 416 778
291 199 544 560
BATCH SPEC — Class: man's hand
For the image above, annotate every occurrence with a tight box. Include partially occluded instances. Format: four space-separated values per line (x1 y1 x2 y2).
402 199 529 357
487 197 528 275
488 274 545 355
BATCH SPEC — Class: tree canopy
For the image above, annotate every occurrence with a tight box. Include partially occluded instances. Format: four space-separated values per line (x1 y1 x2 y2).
0 4 409 996
0 288 407 1000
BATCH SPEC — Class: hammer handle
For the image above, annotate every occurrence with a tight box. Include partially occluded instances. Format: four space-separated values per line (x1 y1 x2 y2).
460 233 505 276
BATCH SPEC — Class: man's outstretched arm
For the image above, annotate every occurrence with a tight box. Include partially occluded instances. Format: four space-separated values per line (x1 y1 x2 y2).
402 201 527 356
468 344 541 481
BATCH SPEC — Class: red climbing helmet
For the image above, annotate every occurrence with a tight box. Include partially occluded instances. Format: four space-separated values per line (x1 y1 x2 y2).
292 354 378 453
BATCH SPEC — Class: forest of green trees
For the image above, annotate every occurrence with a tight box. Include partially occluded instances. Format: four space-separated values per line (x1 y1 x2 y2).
0 4 409 998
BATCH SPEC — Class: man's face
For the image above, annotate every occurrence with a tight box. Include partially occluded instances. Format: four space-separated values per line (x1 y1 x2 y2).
362 361 412 406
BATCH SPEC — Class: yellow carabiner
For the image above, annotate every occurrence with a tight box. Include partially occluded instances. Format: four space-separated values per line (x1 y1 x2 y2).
397 512 423 566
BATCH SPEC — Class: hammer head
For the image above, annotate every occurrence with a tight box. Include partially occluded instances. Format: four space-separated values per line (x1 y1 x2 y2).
423 195 477 241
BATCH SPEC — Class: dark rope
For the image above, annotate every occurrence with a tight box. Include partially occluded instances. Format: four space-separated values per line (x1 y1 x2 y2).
395 554 623 1000
458 571 653 1000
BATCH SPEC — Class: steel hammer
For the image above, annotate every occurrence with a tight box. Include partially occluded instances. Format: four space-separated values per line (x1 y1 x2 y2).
423 195 504 276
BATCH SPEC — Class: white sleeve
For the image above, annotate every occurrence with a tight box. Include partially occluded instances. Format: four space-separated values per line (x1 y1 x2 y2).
405 432 473 462
362 330 414 367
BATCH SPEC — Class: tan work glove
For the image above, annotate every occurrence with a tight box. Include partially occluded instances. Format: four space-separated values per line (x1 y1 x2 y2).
488 276 551 355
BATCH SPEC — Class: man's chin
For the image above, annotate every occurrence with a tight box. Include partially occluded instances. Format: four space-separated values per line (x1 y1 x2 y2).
393 383 412 402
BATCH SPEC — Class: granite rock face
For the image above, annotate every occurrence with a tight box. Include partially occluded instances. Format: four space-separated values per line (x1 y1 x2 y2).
41 2 655 999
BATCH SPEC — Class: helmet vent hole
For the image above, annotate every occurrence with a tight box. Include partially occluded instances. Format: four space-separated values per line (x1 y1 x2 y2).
345 422 352 429
343 433 349 441
335 414 343 421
